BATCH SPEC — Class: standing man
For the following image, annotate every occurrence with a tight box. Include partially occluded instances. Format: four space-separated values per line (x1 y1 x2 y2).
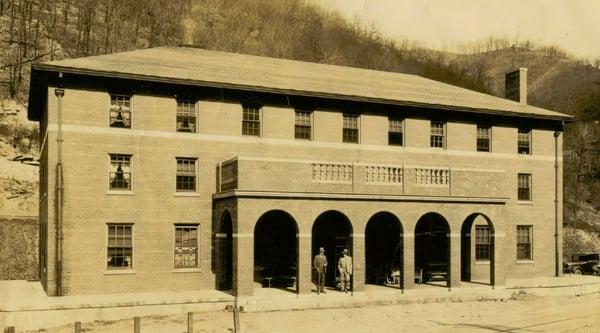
313 247 328 294
338 249 353 293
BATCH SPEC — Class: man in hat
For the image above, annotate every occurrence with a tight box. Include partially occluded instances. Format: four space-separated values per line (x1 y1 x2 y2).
313 247 328 294
338 249 352 293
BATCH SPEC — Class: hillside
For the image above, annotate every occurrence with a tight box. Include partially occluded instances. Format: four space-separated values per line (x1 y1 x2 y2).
0 0 598 258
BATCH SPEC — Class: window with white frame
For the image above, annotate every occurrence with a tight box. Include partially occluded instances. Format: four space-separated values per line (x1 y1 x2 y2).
518 173 532 201
176 100 196 133
109 94 131 128
477 125 491 152
475 225 491 261
107 224 133 269
430 121 445 148
518 128 531 154
109 154 132 191
388 118 404 146
176 158 197 192
516 225 533 260
242 106 260 136
174 224 199 268
343 113 359 143
295 110 312 140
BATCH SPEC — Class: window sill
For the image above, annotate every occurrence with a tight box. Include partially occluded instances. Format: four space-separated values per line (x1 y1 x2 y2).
475 260 491 265
106 190 134 196
516 260 535 265
174 192 200 197
104 269 136 275
172 268 201 273
517 200 533 205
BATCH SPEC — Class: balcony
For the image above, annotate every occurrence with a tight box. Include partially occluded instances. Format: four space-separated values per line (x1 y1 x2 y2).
216 156 507 201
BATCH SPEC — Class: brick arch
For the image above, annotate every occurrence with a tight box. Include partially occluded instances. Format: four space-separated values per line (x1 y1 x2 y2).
311 210 353 287
365 211 404 288
216 210 233 291
461 212 496 286
414 212 451 287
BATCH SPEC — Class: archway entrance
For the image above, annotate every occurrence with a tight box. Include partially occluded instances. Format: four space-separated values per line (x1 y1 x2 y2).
365 212 403 288
217 211 233 291
415 213 450 287
254 210 298 292
312 211 353 287
461 213 495 285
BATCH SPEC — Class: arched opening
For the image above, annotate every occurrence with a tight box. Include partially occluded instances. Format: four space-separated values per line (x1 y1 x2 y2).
461 213 495 286
312 211 353 289
365 212 403 288
415 212 450 287
254 210 298 293
217 211 233 291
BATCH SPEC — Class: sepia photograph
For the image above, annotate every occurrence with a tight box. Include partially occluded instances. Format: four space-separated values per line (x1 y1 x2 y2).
0 0 599 332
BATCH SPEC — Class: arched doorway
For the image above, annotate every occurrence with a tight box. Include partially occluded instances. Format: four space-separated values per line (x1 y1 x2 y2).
254 210 298 292
461 213 495 285
217 211 233 291
365 212 403 288
312 211 353 288
414 212 450 287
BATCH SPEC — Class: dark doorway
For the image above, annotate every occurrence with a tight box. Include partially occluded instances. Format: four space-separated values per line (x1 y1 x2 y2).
217 211 233 291
414 213 450 287
365 212 403 288
254 210 298 292
461 213 495 285
312 211 353 287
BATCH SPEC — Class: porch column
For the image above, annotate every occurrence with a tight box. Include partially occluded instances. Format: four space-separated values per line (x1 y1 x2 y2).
402 234 415 290
491 233 505 287
233 232 254 296
352 233 365 292
449 233 461 289
298 233 312 294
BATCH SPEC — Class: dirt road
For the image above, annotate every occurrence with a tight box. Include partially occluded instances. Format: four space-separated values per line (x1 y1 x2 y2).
29 292 599 332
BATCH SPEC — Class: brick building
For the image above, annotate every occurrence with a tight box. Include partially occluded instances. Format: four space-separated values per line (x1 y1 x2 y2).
27 47 571 297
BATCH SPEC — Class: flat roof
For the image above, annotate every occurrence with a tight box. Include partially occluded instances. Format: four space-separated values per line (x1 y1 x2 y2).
28 46 572 121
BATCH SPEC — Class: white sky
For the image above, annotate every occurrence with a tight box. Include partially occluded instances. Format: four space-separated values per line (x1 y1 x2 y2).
313 0 600 59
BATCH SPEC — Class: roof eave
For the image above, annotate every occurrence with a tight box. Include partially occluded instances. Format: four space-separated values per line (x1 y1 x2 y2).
31 63 574 123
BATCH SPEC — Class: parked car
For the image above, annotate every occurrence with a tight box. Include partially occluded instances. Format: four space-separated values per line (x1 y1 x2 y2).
563 253 600 275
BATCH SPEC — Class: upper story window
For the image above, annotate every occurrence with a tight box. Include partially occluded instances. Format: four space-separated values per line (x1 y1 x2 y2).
517 173 532 201
107 224 133 269
343 113 359 143
295 110 312 140
475 225 491 261
174 224 199 268
176 158 197 192
477 125 491 152
518 128 531 154
516 225 533 260
109 94 131 128
430 121 445 148
176 100 196 133
388 118 404 146
242 106 261 136
109 154 132 191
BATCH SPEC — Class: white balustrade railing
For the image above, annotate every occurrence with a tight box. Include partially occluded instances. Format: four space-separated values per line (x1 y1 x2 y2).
365 165 403 185
311 163 353 183
414 168 449 186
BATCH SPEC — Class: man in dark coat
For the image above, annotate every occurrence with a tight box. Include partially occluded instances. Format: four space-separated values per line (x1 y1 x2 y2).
313 247 328 294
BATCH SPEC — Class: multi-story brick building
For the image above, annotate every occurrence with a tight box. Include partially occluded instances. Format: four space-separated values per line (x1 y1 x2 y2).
27 47 571 297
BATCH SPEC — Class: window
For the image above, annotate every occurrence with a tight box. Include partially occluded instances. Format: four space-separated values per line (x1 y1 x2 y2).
518 129 531 154
388 118 404 146
107 224 133 269
518 173 531 201
176 158 196 192
430 121 445 148
242 106 260 136
109 154 132 191
174 225 199 268
475 225 491 261
516 225 533 260
343 113 359 143
176 100 196 133
109 95 131 128
295 110 312 140
477 125 491 152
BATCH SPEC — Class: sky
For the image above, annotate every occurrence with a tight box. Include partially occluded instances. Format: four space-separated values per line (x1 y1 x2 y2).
313 0 600 59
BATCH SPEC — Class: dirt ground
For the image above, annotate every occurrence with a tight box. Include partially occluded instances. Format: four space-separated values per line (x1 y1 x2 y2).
28 292 600 333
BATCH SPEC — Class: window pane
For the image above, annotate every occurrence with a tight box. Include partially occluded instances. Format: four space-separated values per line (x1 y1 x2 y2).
516 226 532 260
107 225 133 269
109 154 132 190
176 100 196 133
242 106 261 136
109 95 131 128
518 129 531 154
174 225 199 268
430 121 445 148
343 114 359 143
176 158 196 191
295 110 312 140
477 125 491 152
517 174 531 200
475 225 491 260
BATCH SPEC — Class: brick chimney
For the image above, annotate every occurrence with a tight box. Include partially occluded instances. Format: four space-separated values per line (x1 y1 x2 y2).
505 68 528 104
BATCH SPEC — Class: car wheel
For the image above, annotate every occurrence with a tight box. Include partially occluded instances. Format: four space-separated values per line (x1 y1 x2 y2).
574 269 582 275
